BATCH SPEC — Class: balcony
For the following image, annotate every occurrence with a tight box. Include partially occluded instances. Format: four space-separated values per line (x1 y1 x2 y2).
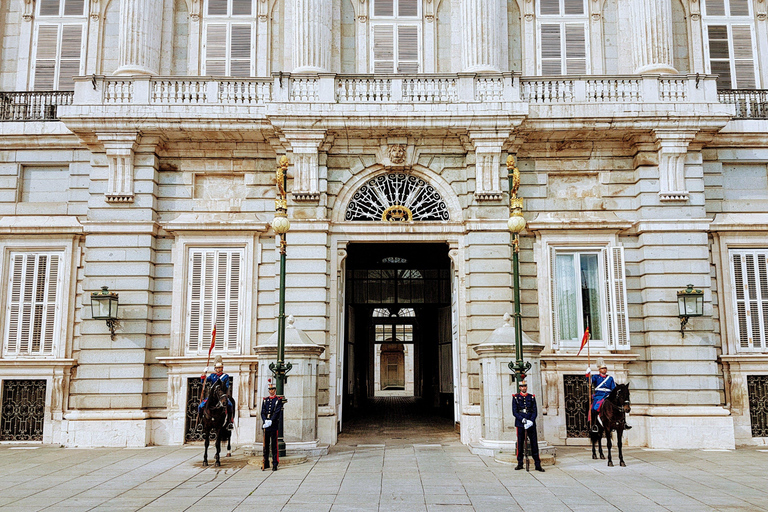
0 91 74 121
718 90 768 119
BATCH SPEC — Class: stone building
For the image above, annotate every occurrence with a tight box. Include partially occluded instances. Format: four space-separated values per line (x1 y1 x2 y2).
0 0 767 451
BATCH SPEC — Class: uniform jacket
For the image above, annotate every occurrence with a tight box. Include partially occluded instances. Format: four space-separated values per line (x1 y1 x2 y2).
261 395 283 431
591 374 615 409
205 372 231 394
512 392 538 428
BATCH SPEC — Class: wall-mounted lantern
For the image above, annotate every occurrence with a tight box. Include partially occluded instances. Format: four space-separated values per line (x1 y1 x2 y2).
677 284 703 337
91 286 119 340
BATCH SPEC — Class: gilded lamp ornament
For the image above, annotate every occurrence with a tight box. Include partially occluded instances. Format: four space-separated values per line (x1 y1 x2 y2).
272 156 291 238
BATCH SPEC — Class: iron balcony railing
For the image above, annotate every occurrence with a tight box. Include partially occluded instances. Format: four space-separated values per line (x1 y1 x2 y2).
0 91 74 121
718 89 768 119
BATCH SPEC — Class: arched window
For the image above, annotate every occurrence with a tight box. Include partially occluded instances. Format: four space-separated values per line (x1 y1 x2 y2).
345 173 449 222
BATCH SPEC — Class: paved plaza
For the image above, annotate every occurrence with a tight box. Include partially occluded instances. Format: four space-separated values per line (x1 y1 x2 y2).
1 425 768 512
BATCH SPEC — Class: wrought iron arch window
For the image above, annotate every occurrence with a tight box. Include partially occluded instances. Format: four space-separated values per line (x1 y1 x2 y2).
345 173 450 221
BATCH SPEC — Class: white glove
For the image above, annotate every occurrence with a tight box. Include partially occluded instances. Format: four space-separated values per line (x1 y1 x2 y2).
585 366 591 376
262 420 272 429
524 420 533 429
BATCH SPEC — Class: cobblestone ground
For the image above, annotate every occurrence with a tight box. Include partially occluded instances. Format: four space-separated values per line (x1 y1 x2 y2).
2 434 768 512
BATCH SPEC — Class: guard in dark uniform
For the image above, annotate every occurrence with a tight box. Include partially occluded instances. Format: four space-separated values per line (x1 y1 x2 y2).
512 381 544 472
261 379 283 471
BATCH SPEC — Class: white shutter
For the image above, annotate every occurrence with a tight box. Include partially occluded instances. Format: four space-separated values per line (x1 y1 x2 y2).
229 24 252 77
373 24 395 73
43 255 59 354
707 25 732 89
549 247 560 350
540 0 560 15
732 251 768 351
563 0 584 15
39 0 61 16
540 24 562 75
204 24 228 75
227 252 241 351
63 0 85 16
208 0 228 15
397 25 419 73
232 0 252 16
374 0 394 17
398 0 418 17
203 251 216 350
731 26 756 89
729 0 750 16
58 25 83 91
564 23 587 74
705 0 726 15
606 247 630 350
33 25 59 91
188 251 203 353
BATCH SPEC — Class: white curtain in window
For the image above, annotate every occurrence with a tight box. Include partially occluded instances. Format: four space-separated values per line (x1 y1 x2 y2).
555 253 578 341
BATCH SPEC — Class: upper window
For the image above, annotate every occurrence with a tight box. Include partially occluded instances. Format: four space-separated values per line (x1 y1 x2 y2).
32 0 86 91
203 0 254 77
186 248 243 355
730 250 768 351
703 0 758 89
370 0 421 73
537 0 588 75
3 252 63 357
550 246 629 351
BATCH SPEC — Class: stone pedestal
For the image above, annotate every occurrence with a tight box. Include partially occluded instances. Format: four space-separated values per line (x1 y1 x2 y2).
254 316 328 455
470 315 555 463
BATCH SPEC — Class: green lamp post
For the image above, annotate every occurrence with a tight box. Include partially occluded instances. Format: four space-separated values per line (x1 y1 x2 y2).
506 156 531 391
270 155 293 457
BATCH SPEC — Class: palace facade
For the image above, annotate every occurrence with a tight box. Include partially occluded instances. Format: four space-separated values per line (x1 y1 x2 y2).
0 0 767 451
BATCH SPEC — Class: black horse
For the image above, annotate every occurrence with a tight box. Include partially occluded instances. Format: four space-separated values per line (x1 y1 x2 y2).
590 383 631 467
199 379 232 467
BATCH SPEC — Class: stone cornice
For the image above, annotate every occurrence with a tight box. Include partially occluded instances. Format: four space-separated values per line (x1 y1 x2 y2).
0 216 84 235
527 212 633 233
709 213 768 232
161 213 270 234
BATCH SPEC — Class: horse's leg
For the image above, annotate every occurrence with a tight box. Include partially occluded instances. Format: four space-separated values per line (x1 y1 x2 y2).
215 429 222 467
606 428 614 467
203 429 209 467
598 424 605 459
226 430 232 457
617 428 626 467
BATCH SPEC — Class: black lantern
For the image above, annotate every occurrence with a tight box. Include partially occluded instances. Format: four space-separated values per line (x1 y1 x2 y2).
677 284 703 337
91 286 119 340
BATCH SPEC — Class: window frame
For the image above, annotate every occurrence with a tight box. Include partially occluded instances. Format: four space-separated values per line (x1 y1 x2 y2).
536 0 589 75
369 0 423 74
729 249 768 352
31 21 86 91
202 0 256 77
701 0 760 89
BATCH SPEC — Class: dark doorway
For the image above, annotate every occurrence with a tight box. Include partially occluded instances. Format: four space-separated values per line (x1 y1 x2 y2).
342 243 455 434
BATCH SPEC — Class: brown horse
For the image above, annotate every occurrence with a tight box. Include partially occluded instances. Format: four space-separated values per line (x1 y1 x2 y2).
590 383 631 467
199 379 232 467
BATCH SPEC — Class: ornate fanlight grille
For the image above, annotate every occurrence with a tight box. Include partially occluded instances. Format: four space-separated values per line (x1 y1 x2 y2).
345 173 450 222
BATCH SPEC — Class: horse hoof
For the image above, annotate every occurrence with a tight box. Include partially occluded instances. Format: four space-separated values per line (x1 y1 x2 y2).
215 460 221 467
592 454 597 460
600 455 605 460
620 461 626 467
202 461 208 467
608 461 614 467
226 453 231 457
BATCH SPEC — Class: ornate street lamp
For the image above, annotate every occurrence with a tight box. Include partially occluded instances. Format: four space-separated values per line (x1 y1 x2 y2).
677 284 704 337
270 155 293 457
91 286 119 340
506 156 531 391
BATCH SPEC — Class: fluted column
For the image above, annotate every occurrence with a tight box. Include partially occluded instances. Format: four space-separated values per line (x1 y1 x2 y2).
293 0 332 73
631 0 677 74
114 0 164 75
460 0 501 72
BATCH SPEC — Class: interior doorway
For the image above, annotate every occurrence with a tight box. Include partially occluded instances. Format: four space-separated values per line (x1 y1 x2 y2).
342 243 456 435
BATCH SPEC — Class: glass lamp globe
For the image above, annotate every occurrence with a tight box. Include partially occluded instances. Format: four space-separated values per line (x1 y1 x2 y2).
271 216 291 234
507 214 526 234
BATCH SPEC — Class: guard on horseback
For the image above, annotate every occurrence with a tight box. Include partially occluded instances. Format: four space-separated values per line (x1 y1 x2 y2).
590 359 630 432
512 381 544 472
199 356 234 431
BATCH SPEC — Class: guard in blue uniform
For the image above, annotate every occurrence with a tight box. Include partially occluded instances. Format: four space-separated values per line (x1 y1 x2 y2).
261 379 283 471
512 381 544 472
590 360 631 431
198 356 234 430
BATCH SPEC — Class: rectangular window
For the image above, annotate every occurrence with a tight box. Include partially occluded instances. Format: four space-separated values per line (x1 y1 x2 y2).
207 0 252 16
731 250 768 351
4 253 62 357
537 0 588 75
374 323 413 343
38 0 86 17
550 246 629 350
703 0 758 89
32 24 83 91
21 167 69 203
370 0 421 73
186 248 243 355
203 23 253 76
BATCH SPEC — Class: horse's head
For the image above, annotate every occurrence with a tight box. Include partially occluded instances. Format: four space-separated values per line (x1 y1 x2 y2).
206 380 229 411
615 383 631 413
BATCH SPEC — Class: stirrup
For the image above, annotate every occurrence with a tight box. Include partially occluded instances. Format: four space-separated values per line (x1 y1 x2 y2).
226 423 234 431
590 424 599 433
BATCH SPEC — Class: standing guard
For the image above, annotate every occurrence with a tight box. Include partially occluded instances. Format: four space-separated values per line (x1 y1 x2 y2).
512 381 544 472
261 379 283 471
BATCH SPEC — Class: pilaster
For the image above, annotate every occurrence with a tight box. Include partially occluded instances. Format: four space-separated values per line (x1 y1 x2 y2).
654 131 696 202
282 130 328 201
97 132 140 203
115 0 164 75
293 0 332 73
468 131 509 201
630 0 677 74
460 0 502 72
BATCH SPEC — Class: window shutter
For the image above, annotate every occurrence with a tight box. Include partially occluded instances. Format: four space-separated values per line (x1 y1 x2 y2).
232 0 252 16
21 256 36 354
229 24 252 77
6 255 24 355
758 253 768 350
549 247 560 350
34 25 59 91
731 26 756 89
732 253 750 348
203 251 216 350
397 25 419 73
607 247 630 350
398 0 418 17
563 0 584 15
63 0 85 16
39 0 61 16
43 255 59 354
227 252 241 351
188 251 203 353
540 0 560 15
374 0 394 16
540 24 562 75
208 0 228 15
564 23 587 74
707 25 732 89
373 24 395 73
602 248 615 350
705 0 726 15
205 24 228 75
58 25 82 91
729 0 750 16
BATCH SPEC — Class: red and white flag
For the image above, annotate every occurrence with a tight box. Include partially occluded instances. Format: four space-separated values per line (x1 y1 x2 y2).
208 324 217 357
577 326 590 357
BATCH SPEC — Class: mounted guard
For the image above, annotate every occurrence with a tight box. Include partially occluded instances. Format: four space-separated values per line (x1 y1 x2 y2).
199 355 235 431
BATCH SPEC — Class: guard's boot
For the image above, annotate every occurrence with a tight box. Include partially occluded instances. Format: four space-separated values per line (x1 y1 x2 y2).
515 464 524 470
624 424 632 430
535 465 545 473
272 462 278 471
262 460 270 471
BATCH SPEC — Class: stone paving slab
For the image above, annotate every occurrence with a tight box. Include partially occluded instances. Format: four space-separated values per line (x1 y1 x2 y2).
1 439 768 512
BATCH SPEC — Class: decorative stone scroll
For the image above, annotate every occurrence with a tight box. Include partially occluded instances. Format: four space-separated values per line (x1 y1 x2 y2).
468 131 509 201
655 131 695 202
283 131 326 201
98 132 139 203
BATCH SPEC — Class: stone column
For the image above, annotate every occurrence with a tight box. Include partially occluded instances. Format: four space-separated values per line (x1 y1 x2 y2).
293 0 332 72
631 0 677 74
460 0 501 72
114 0 164 75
